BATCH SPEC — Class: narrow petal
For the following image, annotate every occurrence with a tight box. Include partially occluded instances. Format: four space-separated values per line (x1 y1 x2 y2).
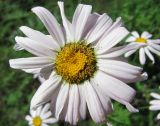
157 113 160 120
25 115 32 121
43 118 57 123
84 81 106 123
149 105 160 111
125 49 137 57
131 31 139 38
55 83 69 119
81 13 99 38
65 85 80 125
13 43 24 51
144 47 155 64
125 36 136 42
141 31 152 39
58 1 74 42
78 85 87 119
86 13 112 44
94 71 137 112
42 123 48 126
41 111 52 119
96 27 129 54
9 57 52 69
149 42 160 52
72 4 92 41
31 7 65 46
150 93 160 99
147 46 160 56
148 39 160 44
150 100 160 105
139 48 146 65
40 103 50 116
31 73 61 109
15 37 56 57
20 26 60 50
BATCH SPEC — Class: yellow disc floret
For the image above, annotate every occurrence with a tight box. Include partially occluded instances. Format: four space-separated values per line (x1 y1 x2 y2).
135 38 147 43
55 42 97 84
33 116 42 126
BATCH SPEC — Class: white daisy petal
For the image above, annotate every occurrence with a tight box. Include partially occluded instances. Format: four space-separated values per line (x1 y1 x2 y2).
58 1 74 42
141 31 152 39
31 7 65 46
96 27 129 54
25 115 32 121
42 123 48 126
149 105 160 111
157 113 160 120
41 111 52 119
19 26 60 50
86 13 112 44
72 4 92 41
124 49 137 57
84 81 106 123
149 42 160 52
40 103 50 115
15 37 55 57
150 100 160 105
131 31 139 38
82 13 99 38
94 71 137 112
31 73 61 109
139 48 146 65
43 118 57 123
151 93 160 99
125 36 136 42
30 109 36 117
36 106 43 116
144 47 155 64
148 39 160 44
78 85 87 119
55 84 69 119
9 57 52 69
148 46 160 56
13 43 24 51
65 85 79 125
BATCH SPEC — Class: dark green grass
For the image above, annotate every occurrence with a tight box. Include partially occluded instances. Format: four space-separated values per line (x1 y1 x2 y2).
1 0 160 125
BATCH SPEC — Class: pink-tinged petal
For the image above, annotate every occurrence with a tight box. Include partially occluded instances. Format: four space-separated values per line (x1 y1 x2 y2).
82 13 99 38
72 4 92 41
65 85 80 125
86 13 112 44
55 83 69 120
19 26 60 50
31 73 61 109
144 47 155 64
126 36 136 42
58 1 74 42
139 48 146 65
9 57 52 69
131 31 139 38
141 31 152 39
150 93 160 99
84 81 106 123
15 37 56 57
96 27 129 54
78 85 87 119
91 79 113 114
31 7 65 46
94 71 138 112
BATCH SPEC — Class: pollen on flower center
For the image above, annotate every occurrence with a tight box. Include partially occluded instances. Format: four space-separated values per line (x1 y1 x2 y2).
135 38 147 43
55 42 97 84
32 116 42 126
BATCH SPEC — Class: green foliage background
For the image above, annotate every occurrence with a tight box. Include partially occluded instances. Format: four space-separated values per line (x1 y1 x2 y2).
0 0 160 126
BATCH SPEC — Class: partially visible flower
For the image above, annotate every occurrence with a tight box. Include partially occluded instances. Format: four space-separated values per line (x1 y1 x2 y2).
9 1 147 125
25 103 57 126
149 92 160 120
125 31 160 65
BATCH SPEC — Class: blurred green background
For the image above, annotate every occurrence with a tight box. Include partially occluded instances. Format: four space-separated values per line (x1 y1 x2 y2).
1 0 160 126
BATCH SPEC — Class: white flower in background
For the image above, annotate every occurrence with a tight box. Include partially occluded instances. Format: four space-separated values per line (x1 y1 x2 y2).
25 103 57 126
125 31 160 65
149 92 160 120
9 1 147 125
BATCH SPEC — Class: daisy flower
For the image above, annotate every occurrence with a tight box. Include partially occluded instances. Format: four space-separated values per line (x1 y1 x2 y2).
10 1 147 125
125 31 160 65
149 92 160 120
25 103 57 126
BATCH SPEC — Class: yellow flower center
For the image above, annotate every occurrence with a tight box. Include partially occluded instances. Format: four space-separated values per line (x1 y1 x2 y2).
32 116 42 126
135 38 147 43
55 42 97 84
